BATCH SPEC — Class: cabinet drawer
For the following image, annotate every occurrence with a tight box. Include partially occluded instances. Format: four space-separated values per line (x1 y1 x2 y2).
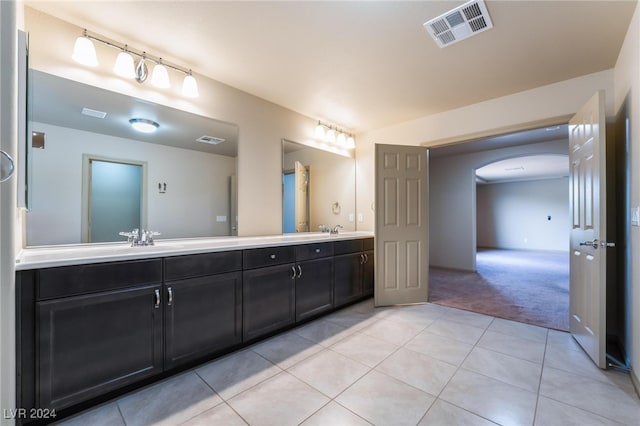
243 246 295 269
37 259 162 300
363 238 374 251
295 242 334 261
333 239 364 255
164 250 242 281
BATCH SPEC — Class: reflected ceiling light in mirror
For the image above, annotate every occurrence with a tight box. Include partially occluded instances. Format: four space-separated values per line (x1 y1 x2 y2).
71 29 198 97
72 30 98 67
129 118 160 133
313 120 355 150
151 59 171 88
182 71 199 98
113 46 136 78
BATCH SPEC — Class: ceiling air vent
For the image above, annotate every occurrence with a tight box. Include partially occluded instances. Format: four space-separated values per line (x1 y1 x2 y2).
423 0 493 48
196 135 225 145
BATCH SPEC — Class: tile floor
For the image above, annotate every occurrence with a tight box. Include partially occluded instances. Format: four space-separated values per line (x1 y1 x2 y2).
57 300 640 426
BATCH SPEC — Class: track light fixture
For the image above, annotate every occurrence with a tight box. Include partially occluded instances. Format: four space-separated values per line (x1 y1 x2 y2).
313 120 356 149
72 29 199 98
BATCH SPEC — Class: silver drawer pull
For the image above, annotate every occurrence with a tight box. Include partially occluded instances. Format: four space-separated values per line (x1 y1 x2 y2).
291 266 296 280
154 289 160 308
270 254 276 259
297 264 303 279
167 287 173 306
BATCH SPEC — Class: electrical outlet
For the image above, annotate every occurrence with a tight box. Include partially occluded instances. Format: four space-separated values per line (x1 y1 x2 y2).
358 213 364 222
348 213 354 222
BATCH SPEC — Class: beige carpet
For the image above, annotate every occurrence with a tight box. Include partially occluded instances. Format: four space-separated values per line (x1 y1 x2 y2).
429 248 569 331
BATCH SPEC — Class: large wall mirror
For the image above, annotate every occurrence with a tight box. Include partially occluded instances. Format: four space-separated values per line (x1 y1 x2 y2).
282 139 356 233
27 70 239 246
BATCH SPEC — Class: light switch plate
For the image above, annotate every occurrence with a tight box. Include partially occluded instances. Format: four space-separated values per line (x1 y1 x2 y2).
216 215 227 222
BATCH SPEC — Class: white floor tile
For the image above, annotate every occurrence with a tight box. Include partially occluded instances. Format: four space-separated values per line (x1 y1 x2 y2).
299 401 372 426
419 399 497 426
250 331 323 369
195 350 281 400
539 366 640 425
330 332 399 368
461 346 542 393
405 330 474 366
181 403 249 426
336 370 435 426
534 396 623 426
477 330 546 364
360 317 426 345
375 347 457 396
287 349 369 398
227 372 329 426
488 317 548 343
426 318 486 345
117 372 222 426
440 369 538 426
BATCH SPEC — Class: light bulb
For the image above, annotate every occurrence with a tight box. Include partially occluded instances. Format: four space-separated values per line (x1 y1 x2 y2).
72 34 98 67
182 73 199 98
114 48 135 78
346 135 356 149
314 122 325 139
337 131 347 147
325 127 336 144
150 60 170 88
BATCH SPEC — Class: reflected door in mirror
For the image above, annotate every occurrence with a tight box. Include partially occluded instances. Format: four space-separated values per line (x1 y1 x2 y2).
89 159 142 242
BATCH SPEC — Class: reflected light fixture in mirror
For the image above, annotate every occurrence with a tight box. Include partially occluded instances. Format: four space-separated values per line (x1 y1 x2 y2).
313 120 356 150
71 29 199 98
129 118 160 133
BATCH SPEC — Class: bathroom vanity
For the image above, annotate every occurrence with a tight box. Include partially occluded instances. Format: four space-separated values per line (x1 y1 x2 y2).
15 233 373 424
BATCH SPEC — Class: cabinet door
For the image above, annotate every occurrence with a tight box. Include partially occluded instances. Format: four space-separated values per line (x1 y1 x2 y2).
334 253 363 307
296 258 333 322
37 285 163 410
164 272 242 369
363 250 375 297
243 264 295 341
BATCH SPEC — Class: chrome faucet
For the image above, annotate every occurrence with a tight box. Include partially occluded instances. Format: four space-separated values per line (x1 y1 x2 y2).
330 224 343 235
119 228 161 246
318 224 331 233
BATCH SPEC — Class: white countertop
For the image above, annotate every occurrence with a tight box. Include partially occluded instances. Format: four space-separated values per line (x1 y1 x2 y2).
15 231 375 270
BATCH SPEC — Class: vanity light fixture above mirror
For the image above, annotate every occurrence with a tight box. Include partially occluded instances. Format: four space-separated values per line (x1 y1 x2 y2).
314 120 355 149
72 29 199 98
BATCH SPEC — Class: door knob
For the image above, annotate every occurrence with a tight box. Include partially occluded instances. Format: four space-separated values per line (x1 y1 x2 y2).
579 240 599 249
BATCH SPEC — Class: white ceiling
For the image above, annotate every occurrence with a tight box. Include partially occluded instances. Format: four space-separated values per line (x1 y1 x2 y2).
476 154 569 183
24 1 636 134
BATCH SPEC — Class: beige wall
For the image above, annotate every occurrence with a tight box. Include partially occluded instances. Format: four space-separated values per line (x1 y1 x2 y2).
614 0 640 391
356 69 615 232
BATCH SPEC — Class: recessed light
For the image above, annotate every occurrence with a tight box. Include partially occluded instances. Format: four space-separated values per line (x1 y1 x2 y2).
129 118 159 133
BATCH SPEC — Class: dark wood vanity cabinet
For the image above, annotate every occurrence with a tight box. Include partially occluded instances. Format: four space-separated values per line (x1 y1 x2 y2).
242 247 296 341
16 237 373 424
294 243 334 321
23 260 164 412
163 251 242 369
334 238 374 306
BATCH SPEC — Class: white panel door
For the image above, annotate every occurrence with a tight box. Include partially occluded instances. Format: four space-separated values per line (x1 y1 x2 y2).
375 144 428 306
294 161 309 232
569 90 608 368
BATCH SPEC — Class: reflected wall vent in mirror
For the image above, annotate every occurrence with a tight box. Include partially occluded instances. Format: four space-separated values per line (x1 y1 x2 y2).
196 135 225 145
81 107 107 119
72 29 199 98
32 131 45 149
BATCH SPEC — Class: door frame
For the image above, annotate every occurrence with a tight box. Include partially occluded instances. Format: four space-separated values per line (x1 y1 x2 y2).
81 154 148 243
